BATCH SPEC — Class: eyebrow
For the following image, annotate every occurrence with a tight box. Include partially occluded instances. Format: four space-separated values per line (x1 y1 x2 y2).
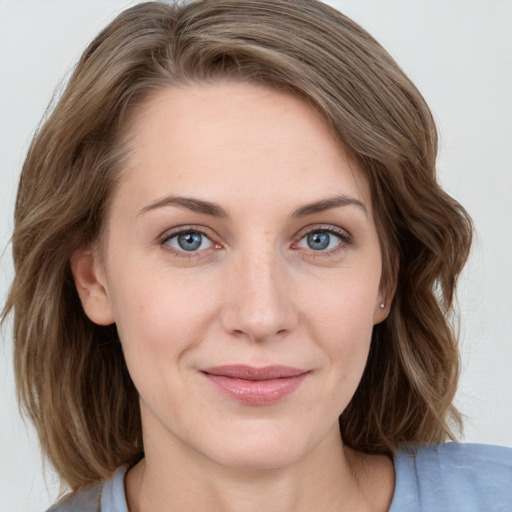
138 196 228 217
291 195 367 218
138 193 367 218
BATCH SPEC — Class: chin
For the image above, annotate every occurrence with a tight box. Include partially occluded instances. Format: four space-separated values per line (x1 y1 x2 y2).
195 420 319 471
210 444 303 471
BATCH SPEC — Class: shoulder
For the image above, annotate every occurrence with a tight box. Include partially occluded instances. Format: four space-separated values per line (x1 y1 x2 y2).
414 442 512 467
391 443 512 512
45 466 128 512
45 481 103 512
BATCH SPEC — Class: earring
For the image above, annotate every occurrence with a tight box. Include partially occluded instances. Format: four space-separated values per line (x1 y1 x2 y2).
379 303 385 309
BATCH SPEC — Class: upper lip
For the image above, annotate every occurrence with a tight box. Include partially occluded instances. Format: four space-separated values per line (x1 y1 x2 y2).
201 365 308 380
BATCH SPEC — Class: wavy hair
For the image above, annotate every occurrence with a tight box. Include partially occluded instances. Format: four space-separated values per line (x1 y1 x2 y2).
2 0 472 489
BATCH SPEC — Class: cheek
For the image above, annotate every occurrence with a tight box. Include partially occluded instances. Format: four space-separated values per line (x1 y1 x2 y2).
108 269 223 417
304 271 379 378
107 262 221 366
306 267 380 334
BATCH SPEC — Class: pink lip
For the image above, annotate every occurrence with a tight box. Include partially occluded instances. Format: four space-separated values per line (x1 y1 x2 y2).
201 365 309 405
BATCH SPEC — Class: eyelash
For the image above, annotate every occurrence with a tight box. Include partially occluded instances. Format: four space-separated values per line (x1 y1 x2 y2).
292 225 352 258
159 225 220 260
159 224 352 259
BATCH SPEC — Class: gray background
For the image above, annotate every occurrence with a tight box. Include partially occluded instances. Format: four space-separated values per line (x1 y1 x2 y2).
1 1 511 510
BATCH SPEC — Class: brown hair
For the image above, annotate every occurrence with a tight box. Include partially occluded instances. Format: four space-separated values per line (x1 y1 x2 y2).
2 0 472 490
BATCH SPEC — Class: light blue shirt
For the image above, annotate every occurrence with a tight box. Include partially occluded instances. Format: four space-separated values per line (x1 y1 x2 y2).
48 443 512 511
389 443 512 511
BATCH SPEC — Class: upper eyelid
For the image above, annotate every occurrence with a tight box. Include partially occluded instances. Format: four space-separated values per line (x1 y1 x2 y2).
159 225 216 243
157 224 352 250
294 224 352 241
159 227 219 258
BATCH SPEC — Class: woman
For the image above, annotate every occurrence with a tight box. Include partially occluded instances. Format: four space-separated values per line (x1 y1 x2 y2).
3 0 511 510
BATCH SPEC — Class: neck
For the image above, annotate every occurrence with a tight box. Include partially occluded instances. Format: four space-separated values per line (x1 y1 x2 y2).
125 424 394 512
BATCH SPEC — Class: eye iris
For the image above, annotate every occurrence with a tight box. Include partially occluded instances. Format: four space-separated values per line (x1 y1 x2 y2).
307 232 330 250
177 232 202 251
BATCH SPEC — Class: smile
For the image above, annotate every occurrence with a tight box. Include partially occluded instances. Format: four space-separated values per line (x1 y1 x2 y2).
200 365 309 405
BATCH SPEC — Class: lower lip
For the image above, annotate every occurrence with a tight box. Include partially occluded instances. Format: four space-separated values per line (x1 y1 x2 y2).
202 373 308 405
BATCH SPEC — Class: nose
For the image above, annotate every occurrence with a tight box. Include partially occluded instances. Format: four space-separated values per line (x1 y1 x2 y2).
221 247 297 342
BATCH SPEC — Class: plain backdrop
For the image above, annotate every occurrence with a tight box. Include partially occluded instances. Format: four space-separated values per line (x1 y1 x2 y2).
1 1 511 511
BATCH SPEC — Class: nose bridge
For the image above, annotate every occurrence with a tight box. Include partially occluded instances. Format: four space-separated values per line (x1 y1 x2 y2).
222 241 295 341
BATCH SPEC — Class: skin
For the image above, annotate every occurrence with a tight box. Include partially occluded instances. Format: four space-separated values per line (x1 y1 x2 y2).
72 81 395 511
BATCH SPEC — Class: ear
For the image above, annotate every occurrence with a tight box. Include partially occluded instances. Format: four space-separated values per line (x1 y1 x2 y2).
373 253 399 325
70 247 115 325
373 292 391 325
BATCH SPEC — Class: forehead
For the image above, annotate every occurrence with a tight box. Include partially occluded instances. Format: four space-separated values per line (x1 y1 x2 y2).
115 81 370 213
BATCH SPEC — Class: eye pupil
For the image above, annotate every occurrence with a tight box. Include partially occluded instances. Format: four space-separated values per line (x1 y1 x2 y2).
307 232 330 250
178 232 202 251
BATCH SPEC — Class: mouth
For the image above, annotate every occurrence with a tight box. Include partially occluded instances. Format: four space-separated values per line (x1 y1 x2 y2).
200 365 309 405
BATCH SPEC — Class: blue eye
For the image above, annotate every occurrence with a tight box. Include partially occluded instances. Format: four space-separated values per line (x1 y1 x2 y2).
165 231 212 252
297 230 343 251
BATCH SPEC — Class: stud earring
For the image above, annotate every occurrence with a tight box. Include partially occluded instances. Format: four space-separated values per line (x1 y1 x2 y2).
379 303 385 309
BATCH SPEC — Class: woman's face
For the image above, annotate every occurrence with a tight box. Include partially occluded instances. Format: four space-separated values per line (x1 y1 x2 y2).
80 81 388 469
